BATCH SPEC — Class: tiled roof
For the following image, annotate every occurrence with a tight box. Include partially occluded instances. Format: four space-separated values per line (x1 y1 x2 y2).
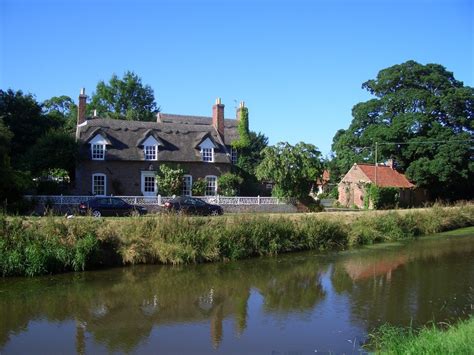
77 114 239 163
316 170 330 185
358 164 414 188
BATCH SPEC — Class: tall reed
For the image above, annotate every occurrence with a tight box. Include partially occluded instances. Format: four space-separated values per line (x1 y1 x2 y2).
1 204 473 276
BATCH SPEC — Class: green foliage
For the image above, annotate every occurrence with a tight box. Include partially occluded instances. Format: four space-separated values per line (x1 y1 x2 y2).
364 184 399 210
232 107 251 149
235 131 268 175
25 130 78 180
217 172 243 196
0 215 104 276
332 60 474 201
155 164 184 196
90 71 159 121
366 317 474 354
1 205 472 276
192 178 207 196
42 95 77 134
256 142 323 199
0 89 61 166
234 131 269 196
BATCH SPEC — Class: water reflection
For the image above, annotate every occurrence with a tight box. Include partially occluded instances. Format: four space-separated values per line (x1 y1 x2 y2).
1 231 473 353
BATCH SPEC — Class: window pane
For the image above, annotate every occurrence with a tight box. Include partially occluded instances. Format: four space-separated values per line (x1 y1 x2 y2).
182 175 192 196
201 148 213 162
231 148 237 164
205 176 217 196
93 175 105 195
144 176 156 193
145 145 157 160
92 144 105 160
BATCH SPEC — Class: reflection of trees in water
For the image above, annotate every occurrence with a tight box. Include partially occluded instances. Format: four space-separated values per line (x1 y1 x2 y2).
331 236 474 329
0 254 326 352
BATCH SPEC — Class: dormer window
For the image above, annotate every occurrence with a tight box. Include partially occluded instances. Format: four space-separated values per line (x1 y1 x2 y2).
199 138 216 163
89 134 108 161
201 148 213 162
140 135 161 161
144 145 157 161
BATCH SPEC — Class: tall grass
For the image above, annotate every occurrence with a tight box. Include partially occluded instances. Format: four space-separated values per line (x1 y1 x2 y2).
366 317 474 354
1 204 473 276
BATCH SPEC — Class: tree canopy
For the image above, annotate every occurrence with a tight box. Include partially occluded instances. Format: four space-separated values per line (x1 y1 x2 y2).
0 89 61 166
256 142 323 198
332 60 473 200
90 71 159 121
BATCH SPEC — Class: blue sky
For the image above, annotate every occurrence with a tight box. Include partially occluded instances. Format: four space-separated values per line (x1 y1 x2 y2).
1 0 473 156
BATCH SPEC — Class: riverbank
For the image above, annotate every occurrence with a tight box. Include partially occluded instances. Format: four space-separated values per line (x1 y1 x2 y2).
366 317 474 353
1 204 473 276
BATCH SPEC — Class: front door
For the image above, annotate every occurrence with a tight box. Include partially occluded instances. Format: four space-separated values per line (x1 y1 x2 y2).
141 171 157 197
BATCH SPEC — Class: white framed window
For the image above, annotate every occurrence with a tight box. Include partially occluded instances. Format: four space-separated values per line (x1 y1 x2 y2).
89 134 108 160
182 175 192 196
231 148 237 164
92 144 105 160
201 148 213 162
199 138 216 163
92 173 106 196
205 175 217 196
144 145 157 161
141 171 157 196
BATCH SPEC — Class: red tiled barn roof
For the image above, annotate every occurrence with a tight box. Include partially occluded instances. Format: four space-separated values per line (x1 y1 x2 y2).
358 164 414 188
316 170 330 185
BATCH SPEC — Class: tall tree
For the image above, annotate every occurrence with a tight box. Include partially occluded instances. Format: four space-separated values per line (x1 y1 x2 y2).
25 130 78 180
256 142 323 198
43 95 77 134
0 89 61 167
233 131 268 196
90 71 159 121
332 61 473 200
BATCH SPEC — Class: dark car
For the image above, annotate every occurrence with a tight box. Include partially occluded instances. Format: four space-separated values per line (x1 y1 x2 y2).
163 196 223 216
79 197 147 217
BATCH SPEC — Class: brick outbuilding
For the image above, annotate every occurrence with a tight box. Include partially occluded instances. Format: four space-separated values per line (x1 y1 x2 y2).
337 162 424 208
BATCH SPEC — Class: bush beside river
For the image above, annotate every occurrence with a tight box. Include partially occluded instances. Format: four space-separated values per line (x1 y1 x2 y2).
1 205 473 276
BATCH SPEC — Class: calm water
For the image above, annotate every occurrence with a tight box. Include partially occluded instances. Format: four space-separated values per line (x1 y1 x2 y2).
1 228 473 354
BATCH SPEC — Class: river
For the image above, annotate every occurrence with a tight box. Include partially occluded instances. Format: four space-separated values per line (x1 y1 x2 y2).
1 227 473 354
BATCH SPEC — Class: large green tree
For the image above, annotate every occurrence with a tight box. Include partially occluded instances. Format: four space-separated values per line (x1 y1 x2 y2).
256 142 323 198
0 89 62 166
43 95 77 134
233 131 268 195
25 130 78 180
90 71 159 121
332 61 473 200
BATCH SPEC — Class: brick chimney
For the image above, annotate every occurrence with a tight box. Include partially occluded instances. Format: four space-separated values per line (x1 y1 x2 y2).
212 98 225 138
236 101 245 120
77 88 87 125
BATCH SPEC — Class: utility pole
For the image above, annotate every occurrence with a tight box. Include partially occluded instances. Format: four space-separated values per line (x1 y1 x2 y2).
374 141 378 186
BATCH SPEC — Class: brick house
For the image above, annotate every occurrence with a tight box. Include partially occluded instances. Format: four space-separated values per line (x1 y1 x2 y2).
74 89 244 197
337 161 424 208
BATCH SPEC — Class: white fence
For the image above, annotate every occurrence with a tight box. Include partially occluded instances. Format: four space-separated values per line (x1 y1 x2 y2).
24 195 297 206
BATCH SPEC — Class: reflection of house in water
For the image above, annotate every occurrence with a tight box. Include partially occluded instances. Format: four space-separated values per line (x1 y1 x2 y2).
343 255 408 281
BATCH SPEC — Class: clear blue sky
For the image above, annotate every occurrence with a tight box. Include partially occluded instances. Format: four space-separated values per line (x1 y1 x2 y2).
1 0 473 156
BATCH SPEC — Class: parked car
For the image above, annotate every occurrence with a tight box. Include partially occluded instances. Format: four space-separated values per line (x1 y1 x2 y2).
79 197 147 217
163 196 223 216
